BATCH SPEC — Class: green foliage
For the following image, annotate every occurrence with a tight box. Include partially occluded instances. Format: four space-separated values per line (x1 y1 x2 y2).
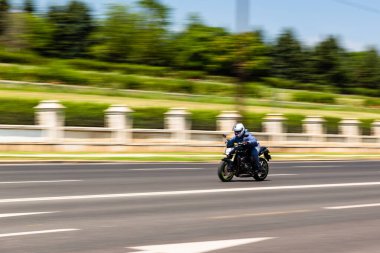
22 13 54 54
65 59 169 77
271 29 306 82
324 117 340 134
0 49 46 64
364 98 380 107
0 0 9 35
133 107 167 129
360 119 374 136
292 91 336 104
47 0 94 58
311 36 347 87
345 49 380 90
262 77 328 92
63 102 109 127
284 114 305 133
23 0 35 13
243 113 266 132
190 110 219 130
0 98 38 125
90 5 141 62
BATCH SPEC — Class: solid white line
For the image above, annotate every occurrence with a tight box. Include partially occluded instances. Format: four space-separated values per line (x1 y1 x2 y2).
0 229 79 238
0 180 82 184
0 182 380 204
130 168 204 171
325 203 380 210
270 174 298 177
294 165 342 168
211 209 310 219
0 211 59 218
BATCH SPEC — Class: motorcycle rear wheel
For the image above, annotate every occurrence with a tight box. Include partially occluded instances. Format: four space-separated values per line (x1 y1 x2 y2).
218 161 234 182
253 158 269 181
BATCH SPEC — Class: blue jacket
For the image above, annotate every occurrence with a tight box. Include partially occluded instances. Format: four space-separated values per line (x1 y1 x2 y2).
227 129 259 148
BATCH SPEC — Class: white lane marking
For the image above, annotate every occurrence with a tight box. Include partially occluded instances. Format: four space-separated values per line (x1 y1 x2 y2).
294 165 342 168
0 229 79 238
130 168 204 171
1 182 380 204
0 211 59 218
127 237 275 253
0 180 82 184
270 174 298 177
325 203 380 210
211 209 310 220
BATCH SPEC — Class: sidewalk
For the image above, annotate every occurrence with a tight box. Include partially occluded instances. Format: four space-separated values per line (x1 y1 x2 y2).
0 152 378 163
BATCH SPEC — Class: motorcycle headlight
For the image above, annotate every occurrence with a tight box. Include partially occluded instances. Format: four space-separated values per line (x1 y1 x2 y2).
225 148 233 155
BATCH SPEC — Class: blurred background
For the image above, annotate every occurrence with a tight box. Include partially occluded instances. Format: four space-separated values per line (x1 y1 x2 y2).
0 0 379 159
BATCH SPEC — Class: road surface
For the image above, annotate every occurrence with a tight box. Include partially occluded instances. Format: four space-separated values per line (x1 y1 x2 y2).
0 160 379 252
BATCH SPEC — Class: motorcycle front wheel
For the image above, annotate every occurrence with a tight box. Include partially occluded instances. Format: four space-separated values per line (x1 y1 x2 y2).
217 161 234 182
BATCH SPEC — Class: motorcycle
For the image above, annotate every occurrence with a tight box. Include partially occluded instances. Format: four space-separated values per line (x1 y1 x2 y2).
218 136 271 182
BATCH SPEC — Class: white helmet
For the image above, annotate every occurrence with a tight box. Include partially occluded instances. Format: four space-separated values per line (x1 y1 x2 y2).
233 123 245 138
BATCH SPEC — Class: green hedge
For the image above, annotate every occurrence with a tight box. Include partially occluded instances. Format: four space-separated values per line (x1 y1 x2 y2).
65 59 169 77
284 114 305 133
0 98 39 125
0 50 46 65
324 117 340 134
292 91 336 104
262 77 330 92
242 113 266 132
190 110 219 131
133 108 167 129
0 64 235 96
360 119 374 136
364 98 380 107
63 102 109 127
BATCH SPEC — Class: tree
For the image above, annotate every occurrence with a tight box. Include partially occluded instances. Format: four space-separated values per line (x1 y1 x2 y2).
209 31 270 113
89 5 141 62
172 15 228 71
347 48 380 89
47 0 94 58
0 0 9 35
271 29 305 81
210 31 270 80
311 36 347 87
136 0 171 65
23 0 34 13
22 13 54 54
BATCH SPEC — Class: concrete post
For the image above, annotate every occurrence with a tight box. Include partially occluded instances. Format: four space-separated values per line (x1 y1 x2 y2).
165 108 191 142
217 111 242 133
372 120 380 142
263 114 285 142
303 116 325 142
339 118 360 143
34 100 65 143
105 105 133 144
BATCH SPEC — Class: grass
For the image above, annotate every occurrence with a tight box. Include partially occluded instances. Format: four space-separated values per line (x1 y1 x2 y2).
0 82 379 119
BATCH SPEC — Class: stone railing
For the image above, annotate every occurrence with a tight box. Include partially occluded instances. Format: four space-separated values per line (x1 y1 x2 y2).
0 100 379 152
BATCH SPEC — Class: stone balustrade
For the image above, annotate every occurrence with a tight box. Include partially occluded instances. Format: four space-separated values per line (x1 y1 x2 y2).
0 100 379 147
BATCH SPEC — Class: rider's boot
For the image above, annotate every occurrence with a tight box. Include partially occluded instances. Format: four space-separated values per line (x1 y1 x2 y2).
251 156 262 174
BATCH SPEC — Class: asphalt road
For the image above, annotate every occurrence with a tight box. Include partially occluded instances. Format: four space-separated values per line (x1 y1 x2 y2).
0 160 379 253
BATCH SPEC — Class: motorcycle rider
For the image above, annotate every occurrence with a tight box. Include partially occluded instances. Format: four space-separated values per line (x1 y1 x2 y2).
227 123 262 174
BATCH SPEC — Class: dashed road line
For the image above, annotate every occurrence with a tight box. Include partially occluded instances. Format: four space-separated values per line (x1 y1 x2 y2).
0 229 80 238
0 211 59 218
325 203 380 210
210 209 310 220
0 180 82 184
